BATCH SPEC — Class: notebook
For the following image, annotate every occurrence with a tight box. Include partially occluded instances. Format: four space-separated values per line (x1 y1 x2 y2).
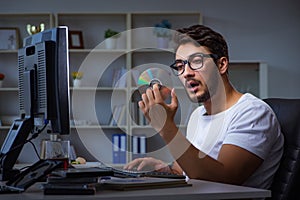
0 159 62 194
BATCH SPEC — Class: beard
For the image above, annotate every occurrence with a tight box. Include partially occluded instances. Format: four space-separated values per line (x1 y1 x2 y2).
196 89 211 103
185 72 221 104
186 85 211 103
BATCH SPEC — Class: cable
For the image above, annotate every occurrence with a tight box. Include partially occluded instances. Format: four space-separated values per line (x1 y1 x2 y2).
15 140 42 173
29 120 49 141
0 121 49 169
28 140 41 160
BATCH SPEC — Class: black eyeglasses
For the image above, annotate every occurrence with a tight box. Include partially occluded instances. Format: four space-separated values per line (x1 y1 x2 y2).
170 53 218 76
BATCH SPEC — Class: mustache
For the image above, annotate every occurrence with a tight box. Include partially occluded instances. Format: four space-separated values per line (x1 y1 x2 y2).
185 78 202 88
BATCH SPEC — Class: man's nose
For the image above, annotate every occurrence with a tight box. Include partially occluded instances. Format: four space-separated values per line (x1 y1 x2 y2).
182 62 194 76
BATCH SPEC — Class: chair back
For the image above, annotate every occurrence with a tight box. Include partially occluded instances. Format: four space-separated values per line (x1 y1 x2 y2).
264 98 300 200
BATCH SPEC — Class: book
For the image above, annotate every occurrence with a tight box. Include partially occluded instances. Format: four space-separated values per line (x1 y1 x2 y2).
130 101 140 125
99 177 191 191
119 134 126 164
43 183 96 195
131 69 140 86
132 135 147 159
51 167 113 178
47 176 98 184
132 135 139 159
112 134 120 164
112 133 127 164
139 135 146 157
112 68 127 88
109 104 126 126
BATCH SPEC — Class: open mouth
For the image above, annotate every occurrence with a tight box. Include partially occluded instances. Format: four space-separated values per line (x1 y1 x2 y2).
186 80 200 92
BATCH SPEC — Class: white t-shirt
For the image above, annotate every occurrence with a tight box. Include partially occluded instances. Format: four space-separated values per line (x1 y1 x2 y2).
186 93 284 189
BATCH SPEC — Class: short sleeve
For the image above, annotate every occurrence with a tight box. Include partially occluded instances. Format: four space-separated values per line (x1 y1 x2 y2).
223 100 281 160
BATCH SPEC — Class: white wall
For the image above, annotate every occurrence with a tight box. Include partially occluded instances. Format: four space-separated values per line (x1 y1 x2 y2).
1 0 299 98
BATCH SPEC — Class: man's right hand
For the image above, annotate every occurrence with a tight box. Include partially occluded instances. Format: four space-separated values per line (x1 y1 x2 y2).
123 157 170 172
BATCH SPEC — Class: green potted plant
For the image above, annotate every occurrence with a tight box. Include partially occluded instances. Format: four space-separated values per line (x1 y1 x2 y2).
153 20 172 48
105 29 120 39
0 73 5 87
104 29 120 49
153 19 172 38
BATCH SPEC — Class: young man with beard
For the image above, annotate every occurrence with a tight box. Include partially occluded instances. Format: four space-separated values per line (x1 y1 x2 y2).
124 25 283 189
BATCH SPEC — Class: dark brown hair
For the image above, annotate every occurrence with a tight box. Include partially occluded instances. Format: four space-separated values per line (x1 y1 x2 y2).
174 25 229 62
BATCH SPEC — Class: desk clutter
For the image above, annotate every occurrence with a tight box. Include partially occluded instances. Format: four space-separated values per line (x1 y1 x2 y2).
0 157 189 195
43 173 189 195
0 159 189 195
43 176 190 195
42 161 189 195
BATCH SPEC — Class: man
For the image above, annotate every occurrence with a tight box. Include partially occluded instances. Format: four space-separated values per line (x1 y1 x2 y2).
124 25 283 189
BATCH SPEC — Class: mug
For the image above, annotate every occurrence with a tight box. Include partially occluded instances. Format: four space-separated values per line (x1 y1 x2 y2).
44 140 70 169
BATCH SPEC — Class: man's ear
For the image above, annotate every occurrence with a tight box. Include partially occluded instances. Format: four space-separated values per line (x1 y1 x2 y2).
218 57 229 75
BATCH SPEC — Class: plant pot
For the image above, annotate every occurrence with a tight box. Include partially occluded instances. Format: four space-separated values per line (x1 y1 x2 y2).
156 37 169 49
105 38 118 49
73 79 81 87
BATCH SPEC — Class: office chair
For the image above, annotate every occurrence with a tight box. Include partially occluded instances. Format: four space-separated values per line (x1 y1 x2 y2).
263 98 300 200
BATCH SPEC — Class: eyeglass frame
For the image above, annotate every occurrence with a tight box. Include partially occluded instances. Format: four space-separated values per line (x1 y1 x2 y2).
170 53 219 76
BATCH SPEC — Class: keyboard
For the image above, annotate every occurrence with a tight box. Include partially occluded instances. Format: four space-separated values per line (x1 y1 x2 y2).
111 168 186 179
72 162 186 179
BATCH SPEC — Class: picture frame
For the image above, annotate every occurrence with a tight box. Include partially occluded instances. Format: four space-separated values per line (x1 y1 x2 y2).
69 30 84 49
0 28 20 50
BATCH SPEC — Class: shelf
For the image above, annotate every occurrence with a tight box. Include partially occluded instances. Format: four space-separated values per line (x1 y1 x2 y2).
71 125 127 129
0 50 18 54
71 87 127 91
68 47 174 56
0 87 18 91
69 49 128 53
130 124 187 130
0 126 11 130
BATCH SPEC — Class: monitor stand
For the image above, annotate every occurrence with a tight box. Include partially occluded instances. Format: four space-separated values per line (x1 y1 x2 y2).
0 117 33 181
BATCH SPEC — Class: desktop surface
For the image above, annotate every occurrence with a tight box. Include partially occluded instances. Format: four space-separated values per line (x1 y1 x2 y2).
0 179 271 200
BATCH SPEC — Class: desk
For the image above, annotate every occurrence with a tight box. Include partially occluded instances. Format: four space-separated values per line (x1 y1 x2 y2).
1 179 271 200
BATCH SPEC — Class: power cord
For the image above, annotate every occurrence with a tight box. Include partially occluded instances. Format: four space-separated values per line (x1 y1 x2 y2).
0 121 48 169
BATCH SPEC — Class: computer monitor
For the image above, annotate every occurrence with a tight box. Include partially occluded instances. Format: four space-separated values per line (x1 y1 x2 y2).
0 26 70 181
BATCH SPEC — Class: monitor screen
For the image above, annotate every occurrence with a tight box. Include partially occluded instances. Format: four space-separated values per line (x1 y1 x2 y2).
0 26 70 181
